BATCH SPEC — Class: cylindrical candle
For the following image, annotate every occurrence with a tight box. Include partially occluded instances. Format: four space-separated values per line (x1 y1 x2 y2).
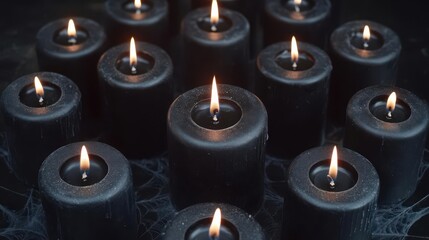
39 141 138 240
0 72 81 187
263 0 331 48
344 86 429 204
181 6 250 90
36 17 107 135
328 20 401 125
256 39 332 158
162 203 265 240
283 146 380 240
167 83 268 214
98 39 173 158
104 0 169 47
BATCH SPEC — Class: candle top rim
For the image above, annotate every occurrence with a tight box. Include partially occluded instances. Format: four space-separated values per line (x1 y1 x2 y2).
258 41 332 83
266 0 331 22
105 0 168 23
98 41 172 88
347 85 429 136
288 146 379 208
162 203 264 239
330 20 401 62
39 141 133 203
183 7 250 43
1 72 81 120
36 17 106 55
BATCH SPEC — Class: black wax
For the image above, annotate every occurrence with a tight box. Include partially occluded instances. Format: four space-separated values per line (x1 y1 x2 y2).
36 17 107 136
167 84 268 214
162 203 265 240
256 41 332 158
283 146 380 240
181 7 250 90
60 155 108 186
0 72 81 187
191 99 242 130
350 31 383 50
328 20 401 125
263 0 331 48
369 95 411 123
38 141 138 240
344 86 429 204
104 0 169 48
309 160 357 192
98 41 173 158
54 29 88 45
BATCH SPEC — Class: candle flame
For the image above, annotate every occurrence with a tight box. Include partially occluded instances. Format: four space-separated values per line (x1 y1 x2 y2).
67 19 77 38
328 146 338 180
134 0 142 9
80 145 90 172
294 0 302 5
34 76 44 98
130 37 137 68
211 0 219 25
386 92 397 112
209 208 221 239
363 25 370 41
210 76 220 119
291 36 299 64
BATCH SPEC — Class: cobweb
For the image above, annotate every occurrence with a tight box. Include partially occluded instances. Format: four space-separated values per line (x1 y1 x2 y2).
0 132 429 240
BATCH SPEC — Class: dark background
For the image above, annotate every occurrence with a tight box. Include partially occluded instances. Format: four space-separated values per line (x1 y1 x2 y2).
0 0 429 239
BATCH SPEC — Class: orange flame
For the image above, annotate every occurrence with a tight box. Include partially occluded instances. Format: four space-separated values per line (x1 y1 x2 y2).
134 0 142 8
294 0 302 5
130 37 137 67
211 0 219 25
67 19 77 38
291 36 299 63
328 146 338 180
209 208 221 239
363 25 370 41
386 92 397 112
210 76 220 118
80 145 90 172
34 76 44 98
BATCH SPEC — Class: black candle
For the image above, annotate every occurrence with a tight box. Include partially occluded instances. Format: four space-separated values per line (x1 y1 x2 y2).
36 17 107 136
0 72 81 187
327 20 401 125
38 141 138 240
180 3 250 90
98 38 173 158
167 82 268 214
344 86 429 205
256 38 332 158
162 203 265 240
104 0 169 48
283 146 380 240
263 0 331 48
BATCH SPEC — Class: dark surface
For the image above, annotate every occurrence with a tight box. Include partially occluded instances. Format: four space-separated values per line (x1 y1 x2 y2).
1 0 429 239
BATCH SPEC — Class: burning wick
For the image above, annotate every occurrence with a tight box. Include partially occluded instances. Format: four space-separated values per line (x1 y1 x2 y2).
210 76 220 123
80 145 90 182
327 146 338 189
386 92 397 120
210 0 219 32
362 25 370 49
209 208 221 240
294 0 302 12
291 36 299 70
130 37 138 75
134 0 142 14
34 76 45 105
67 19 77 45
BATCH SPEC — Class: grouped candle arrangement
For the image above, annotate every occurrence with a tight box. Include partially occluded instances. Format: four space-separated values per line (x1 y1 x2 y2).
1 0 427 239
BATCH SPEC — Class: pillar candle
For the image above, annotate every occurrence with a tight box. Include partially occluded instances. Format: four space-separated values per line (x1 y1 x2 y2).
344 86 429 204
0 72 81 187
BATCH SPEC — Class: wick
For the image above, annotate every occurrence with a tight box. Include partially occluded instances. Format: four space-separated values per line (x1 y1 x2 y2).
295 5 300 12
212 110 219 123
38 96 44 106
363 41 369 49
131 65 137 75
211 24 218 32
68 37 77 45
82 171 88 182
386 110 392 119
136 9 141 14
292 61 297 70
327 175 335 189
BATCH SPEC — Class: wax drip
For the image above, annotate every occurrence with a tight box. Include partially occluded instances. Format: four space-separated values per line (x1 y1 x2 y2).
327 175 335 189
